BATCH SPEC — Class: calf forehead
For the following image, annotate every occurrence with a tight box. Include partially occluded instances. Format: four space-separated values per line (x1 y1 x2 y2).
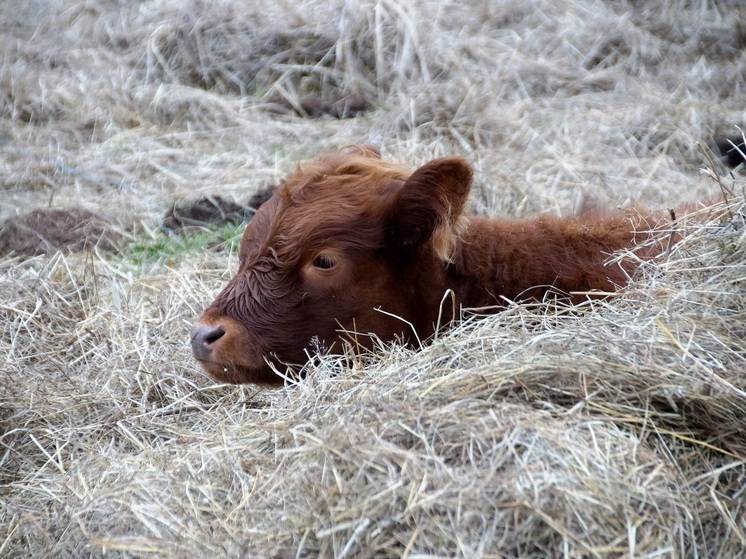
239 154 408 265
287 178 398 222
282 153 407 205
239 195 283 265
281 176 405 253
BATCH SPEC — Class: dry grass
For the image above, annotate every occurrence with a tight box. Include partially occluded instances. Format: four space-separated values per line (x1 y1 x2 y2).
1 0 745 557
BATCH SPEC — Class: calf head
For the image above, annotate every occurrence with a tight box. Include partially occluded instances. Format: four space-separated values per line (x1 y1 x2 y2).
192 147 473 384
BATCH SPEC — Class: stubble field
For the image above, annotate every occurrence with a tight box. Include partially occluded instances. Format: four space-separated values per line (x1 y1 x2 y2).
1 1 745 556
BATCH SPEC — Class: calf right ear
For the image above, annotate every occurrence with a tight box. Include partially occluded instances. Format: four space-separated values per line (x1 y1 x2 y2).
387 157 473 261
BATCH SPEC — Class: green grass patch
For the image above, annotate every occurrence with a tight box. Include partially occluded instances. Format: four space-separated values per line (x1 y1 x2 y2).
120 222 245 267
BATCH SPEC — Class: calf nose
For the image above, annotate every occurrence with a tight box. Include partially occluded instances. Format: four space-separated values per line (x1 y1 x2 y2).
191 323 226 360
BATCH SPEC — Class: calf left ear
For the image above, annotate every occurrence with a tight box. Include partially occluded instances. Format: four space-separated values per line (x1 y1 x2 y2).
387 157 473 261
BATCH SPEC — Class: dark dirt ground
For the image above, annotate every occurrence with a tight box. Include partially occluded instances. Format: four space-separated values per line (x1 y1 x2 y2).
0 187 277 259
715 135 746 169
0 208 121 256
161 185 276 231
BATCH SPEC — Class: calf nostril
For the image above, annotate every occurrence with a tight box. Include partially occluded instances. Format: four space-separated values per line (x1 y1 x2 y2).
203 327 225 345
191 324 227 360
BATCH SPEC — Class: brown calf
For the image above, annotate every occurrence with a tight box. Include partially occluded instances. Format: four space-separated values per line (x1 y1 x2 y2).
192 147 670 384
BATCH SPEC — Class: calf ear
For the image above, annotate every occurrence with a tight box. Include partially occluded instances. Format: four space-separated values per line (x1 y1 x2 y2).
387 157 473 261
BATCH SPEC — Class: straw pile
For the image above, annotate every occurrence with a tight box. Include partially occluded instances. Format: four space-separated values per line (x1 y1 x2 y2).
1 0 744 556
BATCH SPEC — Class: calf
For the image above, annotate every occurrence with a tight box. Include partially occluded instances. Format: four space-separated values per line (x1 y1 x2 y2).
192 147 672 384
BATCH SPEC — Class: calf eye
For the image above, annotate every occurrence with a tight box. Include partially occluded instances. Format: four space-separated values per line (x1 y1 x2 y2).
312 254 336 270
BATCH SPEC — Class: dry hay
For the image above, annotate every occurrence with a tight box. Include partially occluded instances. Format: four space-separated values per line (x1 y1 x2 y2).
1 0 745 557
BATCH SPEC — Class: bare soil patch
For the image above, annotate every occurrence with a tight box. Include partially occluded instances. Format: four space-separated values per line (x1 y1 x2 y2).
162 196 249 231
0 208 120 256
162 186 276 231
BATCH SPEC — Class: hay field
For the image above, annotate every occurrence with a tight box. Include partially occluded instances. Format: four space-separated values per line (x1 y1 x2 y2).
1 0 745 556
